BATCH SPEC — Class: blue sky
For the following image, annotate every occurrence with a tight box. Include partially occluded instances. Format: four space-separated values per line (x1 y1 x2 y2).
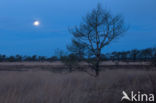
0 0 156 56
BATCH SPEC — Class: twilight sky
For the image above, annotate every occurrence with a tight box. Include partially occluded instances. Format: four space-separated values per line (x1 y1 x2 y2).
0 0 156 56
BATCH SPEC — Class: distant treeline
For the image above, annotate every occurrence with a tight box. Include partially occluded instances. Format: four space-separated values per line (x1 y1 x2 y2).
0 48 156 62
104 48 156 61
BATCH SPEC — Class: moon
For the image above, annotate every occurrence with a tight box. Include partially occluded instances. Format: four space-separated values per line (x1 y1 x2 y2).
33 20 40 26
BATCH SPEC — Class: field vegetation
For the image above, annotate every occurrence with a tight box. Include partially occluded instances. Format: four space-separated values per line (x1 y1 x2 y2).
0 67 156 103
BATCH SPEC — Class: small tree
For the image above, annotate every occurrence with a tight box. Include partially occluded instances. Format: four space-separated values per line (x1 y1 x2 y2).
68 4 127 76
15 55 22 62
67 40 86 61
120 51 129 61
0 55 6 62
130 49 139 61
61 54 79 72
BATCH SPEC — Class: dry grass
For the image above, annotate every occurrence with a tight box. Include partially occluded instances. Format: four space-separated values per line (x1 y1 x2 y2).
0 68 156 103
0 61 150 66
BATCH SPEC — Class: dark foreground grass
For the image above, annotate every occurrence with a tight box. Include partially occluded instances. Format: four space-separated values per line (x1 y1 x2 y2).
0 68 156 103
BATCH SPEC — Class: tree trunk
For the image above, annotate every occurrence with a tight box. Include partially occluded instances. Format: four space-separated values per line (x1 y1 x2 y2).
95 59 100 76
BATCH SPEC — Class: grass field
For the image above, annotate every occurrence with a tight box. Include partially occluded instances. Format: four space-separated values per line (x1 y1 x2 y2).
0 62 155 103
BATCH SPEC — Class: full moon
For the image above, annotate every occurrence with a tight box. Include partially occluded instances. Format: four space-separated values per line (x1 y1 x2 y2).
33 21 40 26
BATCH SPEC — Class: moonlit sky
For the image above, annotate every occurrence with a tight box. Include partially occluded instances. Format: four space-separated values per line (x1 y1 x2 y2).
0 0 156 56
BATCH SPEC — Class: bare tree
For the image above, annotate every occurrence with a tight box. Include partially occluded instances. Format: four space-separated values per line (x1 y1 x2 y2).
68 4 127 76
